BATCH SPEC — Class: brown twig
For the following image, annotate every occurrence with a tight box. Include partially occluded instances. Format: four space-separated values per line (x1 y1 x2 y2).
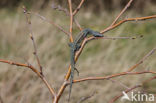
100 15 156 34
31 12 70 36
86 35 143 42
110 74 156 103
23 6 43 75
109 85 142 103
143 75 156 84
73 0 86 16
74 18 83 31
68 0 74 42
0 59 56 97
77 91 96 103
127 47 156 72
71 71 156 84
54 82 67 103
109 79 130 90
110 0 134 26
51 4 69 15
51 4 82 31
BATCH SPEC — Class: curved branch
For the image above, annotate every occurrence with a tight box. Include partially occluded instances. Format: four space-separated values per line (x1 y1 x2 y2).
51 4 82 31
110 0 134 26
73 0 86 16
100 15 156 34
68 0 74 42
32 13 70 36
23 6 43 75
0 59 56 97
127 47 156 72
71 71 156 84
109 85 142 103
110 73 156 103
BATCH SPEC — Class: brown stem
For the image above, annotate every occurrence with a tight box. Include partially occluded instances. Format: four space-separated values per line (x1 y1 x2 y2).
51 4 82 31
73 0 86 16
100 15 156 34
109 85 142 103
68 0 74 42
0 59 56 97
72 71 156 84
127 47 156 72
32 12 70 36
23 6 43 75
110 0 134 26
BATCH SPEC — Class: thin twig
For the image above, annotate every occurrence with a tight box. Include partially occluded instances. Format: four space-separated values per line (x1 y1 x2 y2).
110 0 134 26
68 0 74 42
77 91 96 103
23 6 43 75
109 79 130 90
52 4 69 15
31 12 70 36
127 47 156 72
54 82 67 103
71 71 156 84
100 15 156 34
86 35 143 41
143 76 156 84
0 59 56 97
110 74 156 103
109 85 142 103
51 4 82 31
74 18 83 31
73 0 86 16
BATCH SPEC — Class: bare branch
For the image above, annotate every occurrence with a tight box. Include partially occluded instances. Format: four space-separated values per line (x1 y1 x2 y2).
54 82 67 103
86 35 143 41
143 76 156 84
0 59 39 75
100 15 156 34
71 71 156 84
52 4 69 15
74 18 83 31
127 47 156 72
109 79 130 90
23 6 43 75
51 4 82 31
73 0 86 16
110 0 134 26
68 0 74 42
109 85 142 103
110 74 156 103
0 59 56 97
77 91 96 103
31 12 70 36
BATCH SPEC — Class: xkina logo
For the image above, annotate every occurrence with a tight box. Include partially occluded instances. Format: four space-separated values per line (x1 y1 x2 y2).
121 91 155 102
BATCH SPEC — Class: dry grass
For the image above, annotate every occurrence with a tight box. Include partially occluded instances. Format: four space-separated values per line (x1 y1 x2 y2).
0 7 156 103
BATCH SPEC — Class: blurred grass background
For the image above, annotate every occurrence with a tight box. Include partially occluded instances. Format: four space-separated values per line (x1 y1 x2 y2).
0 0 156 103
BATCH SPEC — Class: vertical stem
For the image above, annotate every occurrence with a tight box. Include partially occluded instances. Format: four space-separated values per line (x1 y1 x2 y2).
68 0 74 42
